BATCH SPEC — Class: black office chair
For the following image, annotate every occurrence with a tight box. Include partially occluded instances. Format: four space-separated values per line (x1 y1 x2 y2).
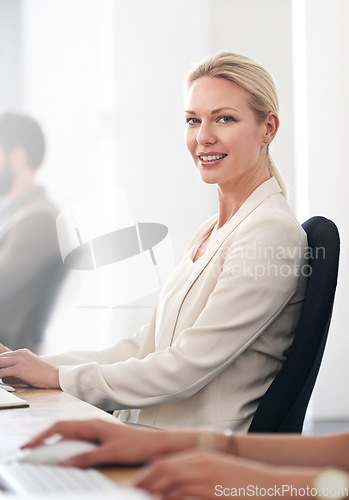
248 216 340 433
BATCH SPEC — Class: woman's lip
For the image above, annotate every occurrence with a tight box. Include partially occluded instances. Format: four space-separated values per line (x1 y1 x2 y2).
198 155 227 167
197 152 226 157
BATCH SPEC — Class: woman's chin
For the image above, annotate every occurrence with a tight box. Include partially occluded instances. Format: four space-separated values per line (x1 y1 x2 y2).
198 171 221 185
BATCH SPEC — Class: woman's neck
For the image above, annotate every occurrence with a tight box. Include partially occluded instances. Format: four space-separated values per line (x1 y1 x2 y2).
216 170 270 228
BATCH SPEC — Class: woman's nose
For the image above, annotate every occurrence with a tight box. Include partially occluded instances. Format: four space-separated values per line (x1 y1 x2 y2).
196 123 216 145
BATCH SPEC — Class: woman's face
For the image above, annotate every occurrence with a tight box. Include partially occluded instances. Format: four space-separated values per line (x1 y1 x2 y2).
185 76 272 190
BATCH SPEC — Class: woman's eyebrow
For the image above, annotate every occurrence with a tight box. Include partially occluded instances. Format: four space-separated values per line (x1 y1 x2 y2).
184 107 238 115
211 107 238 114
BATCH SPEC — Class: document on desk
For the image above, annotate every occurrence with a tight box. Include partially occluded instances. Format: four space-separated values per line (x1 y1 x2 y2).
0 388 29 409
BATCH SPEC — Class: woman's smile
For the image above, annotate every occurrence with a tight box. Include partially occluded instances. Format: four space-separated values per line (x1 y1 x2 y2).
197 152 228 166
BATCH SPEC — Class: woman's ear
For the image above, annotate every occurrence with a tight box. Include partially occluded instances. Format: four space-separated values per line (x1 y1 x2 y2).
264 112 279 142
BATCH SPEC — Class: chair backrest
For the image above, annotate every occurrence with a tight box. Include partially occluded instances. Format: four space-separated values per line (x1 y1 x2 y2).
248 216 340 433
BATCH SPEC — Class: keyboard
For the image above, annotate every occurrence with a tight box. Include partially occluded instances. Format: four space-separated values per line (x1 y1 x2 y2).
0 462 148 497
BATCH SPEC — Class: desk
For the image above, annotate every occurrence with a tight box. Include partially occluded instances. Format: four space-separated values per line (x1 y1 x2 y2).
0 386 137 488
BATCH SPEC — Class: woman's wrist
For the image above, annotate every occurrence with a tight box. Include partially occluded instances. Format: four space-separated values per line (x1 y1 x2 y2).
222 429 238 455
157 428 238 457
196 429 238 456
49 366 60 389
160 429 197 455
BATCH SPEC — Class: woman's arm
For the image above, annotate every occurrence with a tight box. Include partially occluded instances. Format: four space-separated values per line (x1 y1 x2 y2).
0 316 153 388
233 432 349 470
23 419 329 499
1 213 306 413
134 449 320 500
40 320 152 366
23 419 349 473
24 419 347 499
52 217 306 411
22 419 197 467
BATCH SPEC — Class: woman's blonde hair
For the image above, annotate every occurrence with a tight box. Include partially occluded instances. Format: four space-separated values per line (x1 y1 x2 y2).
185 51 287 197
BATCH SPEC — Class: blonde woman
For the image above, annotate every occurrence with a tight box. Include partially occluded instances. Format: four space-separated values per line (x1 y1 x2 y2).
0 52 307 432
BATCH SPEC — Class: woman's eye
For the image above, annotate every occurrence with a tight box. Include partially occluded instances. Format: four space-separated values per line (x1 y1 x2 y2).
218 116 235 124
186 117 201 125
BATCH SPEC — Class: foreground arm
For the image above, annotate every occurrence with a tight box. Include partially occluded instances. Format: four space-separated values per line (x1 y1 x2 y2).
135 450 320 500
22 419 197 466
233 432 349 470
23 419 349 472
24 420 334 500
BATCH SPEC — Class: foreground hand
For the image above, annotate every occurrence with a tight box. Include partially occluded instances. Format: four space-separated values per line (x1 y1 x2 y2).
0 348 59 388
135 449 274 500
22 419 193 467
0 343 12 354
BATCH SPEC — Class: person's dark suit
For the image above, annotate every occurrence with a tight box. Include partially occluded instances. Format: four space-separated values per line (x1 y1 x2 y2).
0 186 64 352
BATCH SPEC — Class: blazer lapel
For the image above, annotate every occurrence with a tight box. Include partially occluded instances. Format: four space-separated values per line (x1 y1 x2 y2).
156 177 282 350
194 177 282 271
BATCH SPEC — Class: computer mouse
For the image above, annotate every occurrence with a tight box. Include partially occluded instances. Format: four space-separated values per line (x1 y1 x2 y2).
19 439 98 465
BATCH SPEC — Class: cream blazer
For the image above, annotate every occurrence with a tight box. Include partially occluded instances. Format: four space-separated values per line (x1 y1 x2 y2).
42 178 308 432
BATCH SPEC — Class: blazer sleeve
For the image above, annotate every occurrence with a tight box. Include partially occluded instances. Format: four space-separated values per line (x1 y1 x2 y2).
58 212 307 411
41 321 151 366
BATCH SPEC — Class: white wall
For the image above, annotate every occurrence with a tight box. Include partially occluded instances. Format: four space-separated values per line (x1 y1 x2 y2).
0 0 22 109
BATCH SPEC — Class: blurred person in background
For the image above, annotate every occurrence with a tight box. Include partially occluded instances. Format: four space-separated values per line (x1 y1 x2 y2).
0 112 64 352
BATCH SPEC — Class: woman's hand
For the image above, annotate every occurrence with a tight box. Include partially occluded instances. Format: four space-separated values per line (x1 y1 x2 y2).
22 419 197 468
0 348 59 388
135 449 276 500
0 343 12 353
